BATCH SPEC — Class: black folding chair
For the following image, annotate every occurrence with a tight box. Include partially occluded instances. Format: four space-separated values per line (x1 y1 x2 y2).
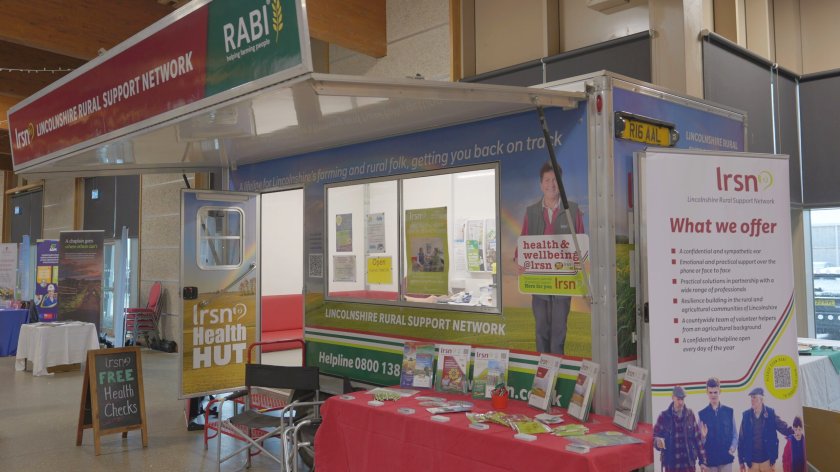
289 373 366 471
216 364 322 471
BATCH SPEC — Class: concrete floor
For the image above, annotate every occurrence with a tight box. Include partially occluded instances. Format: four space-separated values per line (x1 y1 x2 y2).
0 349 303 471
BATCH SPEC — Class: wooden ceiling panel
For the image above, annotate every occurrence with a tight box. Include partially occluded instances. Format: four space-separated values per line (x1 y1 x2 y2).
0 0 175 60
308 0 387 58
0 40 85 98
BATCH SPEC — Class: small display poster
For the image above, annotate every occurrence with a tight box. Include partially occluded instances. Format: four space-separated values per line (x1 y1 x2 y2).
367 256 392 285
484 218 497 271
0 243 18 304
466 219 485 272
366 213 386 253
35 239 60 321
335 213 353 252
405 207 449 296
517 234 589 296
333 255 357 282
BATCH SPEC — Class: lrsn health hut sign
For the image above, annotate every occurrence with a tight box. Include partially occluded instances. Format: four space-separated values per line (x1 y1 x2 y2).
9 0 306 169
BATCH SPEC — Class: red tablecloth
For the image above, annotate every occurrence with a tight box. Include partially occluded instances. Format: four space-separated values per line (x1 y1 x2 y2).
315 391 652 472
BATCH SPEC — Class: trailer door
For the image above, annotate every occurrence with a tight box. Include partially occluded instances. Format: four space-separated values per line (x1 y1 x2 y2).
180 190 259 398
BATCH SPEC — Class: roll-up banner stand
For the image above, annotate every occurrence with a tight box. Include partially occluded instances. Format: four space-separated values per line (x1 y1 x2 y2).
637 149 804 471
59 231 105 332
35 240 60 321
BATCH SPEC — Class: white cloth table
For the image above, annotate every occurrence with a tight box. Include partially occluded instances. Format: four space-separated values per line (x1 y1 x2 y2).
797 336 840 349
798 355 840 410
15 322 100 376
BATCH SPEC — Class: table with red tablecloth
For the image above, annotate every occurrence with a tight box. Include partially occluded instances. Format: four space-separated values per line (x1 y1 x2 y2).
315 391 652 472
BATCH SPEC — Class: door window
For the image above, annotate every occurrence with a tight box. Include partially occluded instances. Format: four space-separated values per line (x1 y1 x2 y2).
197 207 243 269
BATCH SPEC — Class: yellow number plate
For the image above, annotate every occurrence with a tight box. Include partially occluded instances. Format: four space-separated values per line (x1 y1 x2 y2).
619 118 673 146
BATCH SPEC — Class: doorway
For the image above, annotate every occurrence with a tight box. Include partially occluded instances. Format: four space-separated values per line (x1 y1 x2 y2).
260 189 304 366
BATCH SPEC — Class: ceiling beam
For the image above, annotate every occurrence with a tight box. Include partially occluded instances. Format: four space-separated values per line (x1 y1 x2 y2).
0 0 174 60
308 0 387 58
0 130 12 170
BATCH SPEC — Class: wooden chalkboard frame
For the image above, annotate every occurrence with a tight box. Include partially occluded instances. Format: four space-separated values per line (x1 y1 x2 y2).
76 346 148 455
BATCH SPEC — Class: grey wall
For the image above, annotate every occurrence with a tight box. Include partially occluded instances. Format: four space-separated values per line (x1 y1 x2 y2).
702 33 802 205
800 72 840 208
463 31 652 86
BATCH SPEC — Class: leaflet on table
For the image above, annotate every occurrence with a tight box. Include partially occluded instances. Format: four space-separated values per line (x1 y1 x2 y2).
472 348 509 399
367 387 419 398
435 344 471 394
552 424 589 437
567 360 599 422
566 431 643 449
528 353 563 411
400 341 436 389
508 415 552 434
613 365 648 431
425 401 473 414
465 411 551 434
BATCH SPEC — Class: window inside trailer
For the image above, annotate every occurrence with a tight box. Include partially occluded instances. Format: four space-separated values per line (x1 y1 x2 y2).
325 165 499 313
197 207 243 269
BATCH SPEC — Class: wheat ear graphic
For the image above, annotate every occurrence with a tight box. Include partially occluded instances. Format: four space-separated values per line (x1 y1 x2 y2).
272 0 283 42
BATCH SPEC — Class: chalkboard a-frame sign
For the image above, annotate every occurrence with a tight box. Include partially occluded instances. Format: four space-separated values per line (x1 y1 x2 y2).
76 347 148 455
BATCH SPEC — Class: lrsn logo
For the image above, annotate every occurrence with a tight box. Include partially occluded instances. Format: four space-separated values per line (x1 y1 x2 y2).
221 0 284 53
14 123 34 149
715 167 773 192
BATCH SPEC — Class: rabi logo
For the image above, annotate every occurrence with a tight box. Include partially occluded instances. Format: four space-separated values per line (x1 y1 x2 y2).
222 0 284 54
715 167 773 192
14 123 35 149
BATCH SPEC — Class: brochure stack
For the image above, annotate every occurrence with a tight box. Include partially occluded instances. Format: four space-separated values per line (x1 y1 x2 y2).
613 365 647 431
471 348 509 399
527 354 563 411
435 344 471 394
400 341 436 389
567 360 599 422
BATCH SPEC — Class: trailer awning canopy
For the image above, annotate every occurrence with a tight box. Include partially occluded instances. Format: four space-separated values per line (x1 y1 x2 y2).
15 73 584 178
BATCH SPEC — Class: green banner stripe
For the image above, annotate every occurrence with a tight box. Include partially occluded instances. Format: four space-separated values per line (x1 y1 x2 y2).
306 329 405 348
307 337 402 356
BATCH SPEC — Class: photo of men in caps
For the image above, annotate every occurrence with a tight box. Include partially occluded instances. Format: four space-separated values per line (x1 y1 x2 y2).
653 386 707 472
699 378 737 471
737 387 793 472
781 416 805 472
